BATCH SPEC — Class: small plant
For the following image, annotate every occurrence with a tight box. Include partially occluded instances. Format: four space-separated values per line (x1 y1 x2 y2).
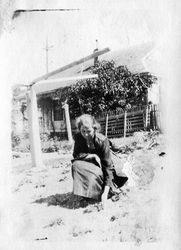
11 132 30 152
40 132 50 142
61 142 73 152
11 133 21 149
41 135 61 153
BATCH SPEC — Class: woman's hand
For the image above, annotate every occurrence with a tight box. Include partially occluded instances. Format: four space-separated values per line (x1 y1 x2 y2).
101 185 110 209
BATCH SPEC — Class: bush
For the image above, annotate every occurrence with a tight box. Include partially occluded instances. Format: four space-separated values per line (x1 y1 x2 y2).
40 132 51 142
11 131 72 154
60 141 73 152
41 134 61 153
67 60 157 116
11 132 30 152
41 136 73 153
11 133 21 149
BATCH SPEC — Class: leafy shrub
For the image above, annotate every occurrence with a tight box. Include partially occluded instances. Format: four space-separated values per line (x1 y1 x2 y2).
11 132 30 152
11 131 72 154
60 141 73 152
41 135 61 153
40 132 50 142
67 60 157 116
11 133 21 149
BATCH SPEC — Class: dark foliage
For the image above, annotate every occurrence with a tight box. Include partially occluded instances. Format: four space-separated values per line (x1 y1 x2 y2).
66 60 157 117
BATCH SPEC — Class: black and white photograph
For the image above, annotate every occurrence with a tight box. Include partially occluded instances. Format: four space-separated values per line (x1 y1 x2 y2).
0 0 181 249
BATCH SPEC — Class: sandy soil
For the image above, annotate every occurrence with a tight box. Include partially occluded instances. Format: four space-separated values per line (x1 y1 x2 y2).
9 132 165 245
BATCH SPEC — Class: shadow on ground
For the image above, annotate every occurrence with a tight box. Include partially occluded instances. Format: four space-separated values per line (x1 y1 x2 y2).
34 192 99 209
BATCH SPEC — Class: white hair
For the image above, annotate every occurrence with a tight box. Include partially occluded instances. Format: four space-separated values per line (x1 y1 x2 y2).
75 114 101 131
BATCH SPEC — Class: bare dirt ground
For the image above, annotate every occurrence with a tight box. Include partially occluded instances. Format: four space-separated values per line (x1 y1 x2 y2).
10 132 165 245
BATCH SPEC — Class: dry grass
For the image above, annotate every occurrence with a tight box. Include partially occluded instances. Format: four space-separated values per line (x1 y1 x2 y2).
10 131 165 243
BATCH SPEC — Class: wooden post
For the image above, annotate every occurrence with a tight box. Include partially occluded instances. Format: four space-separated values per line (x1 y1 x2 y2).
150 104 154 130
63 103 73 143
145 105 149 130
105 113 109 137
123 110 127 138
153 104 157 130
51 108 55 134
26 87 43 168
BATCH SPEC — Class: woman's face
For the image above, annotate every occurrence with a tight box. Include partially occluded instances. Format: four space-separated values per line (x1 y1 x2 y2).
80 124 94 139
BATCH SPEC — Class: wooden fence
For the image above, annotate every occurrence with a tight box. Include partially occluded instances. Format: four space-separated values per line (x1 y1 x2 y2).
95 104 159 138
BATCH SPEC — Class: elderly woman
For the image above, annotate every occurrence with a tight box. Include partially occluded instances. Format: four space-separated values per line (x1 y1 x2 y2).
72 114 128 205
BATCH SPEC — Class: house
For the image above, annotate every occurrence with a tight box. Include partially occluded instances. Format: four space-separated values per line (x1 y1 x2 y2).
37 42 156 137
12 42 157 139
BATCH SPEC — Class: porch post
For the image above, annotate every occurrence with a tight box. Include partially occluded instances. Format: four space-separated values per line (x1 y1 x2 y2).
26 87 43 167
63 103 73 143
105 113 109 137
123 110 127 138
145 105 149 130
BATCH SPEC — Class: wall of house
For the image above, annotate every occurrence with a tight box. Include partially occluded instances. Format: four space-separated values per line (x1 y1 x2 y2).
148 83 159 104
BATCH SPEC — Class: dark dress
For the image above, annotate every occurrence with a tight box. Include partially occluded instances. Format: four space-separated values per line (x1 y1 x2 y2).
72 132 128 200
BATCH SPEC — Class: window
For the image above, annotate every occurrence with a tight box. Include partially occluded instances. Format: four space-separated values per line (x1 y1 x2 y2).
53 100 64 121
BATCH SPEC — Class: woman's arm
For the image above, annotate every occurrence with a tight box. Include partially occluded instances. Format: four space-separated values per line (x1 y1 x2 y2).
100 138 115 187
85 154 101 167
